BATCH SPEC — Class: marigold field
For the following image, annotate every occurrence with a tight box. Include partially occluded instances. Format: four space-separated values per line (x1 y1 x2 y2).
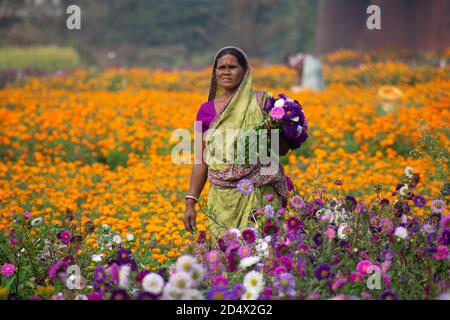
0 49 448 300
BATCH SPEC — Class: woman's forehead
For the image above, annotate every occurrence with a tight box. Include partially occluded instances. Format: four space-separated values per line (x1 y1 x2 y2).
216 54 240 66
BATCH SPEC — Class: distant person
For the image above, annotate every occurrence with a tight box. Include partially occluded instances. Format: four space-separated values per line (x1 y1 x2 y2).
285 53 325 92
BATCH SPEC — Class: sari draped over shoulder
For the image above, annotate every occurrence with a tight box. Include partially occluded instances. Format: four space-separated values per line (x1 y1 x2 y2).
203 46 288 238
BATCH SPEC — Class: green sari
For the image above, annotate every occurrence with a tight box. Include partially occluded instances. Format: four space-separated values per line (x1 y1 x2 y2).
203 47 288 238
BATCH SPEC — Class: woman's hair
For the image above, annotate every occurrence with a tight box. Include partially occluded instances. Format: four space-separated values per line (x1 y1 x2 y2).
214 47 248 71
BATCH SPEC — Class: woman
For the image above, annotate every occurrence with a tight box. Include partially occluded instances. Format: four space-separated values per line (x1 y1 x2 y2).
183 46 291 238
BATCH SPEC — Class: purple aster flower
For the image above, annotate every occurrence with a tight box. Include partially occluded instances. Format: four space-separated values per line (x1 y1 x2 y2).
264 205 275 218
137 292 158 300
117 248 132 264
207 286 230 300
263 222 279 235
275 272 296 297
230 284 245 300
290 195 305 209
281 122 300 139
440 215 450 231
260 287 273 300
87 292 103 300
315 263 332 281
297 243 310 255
282 102 301 121
431 200 445 214
237 179 254 195
213 275 228 287
381 248 395 261
57 230 72 245
206 250 220 264
344 195 357 211
433 245 449 260
242 228 256 244
380 290 398 300
437 230 450 246
379 218 394 234
413 194 426 207
422 223 436 234
264 96 276 112
222 230 238 247
94 265 107 283
107 263 119 285
110 289 131 300
287 216 302 233
93 281 110 296
275 243 289 258
280 256 293 270
48 261 68 280
313 233 323 246
237 245 252 259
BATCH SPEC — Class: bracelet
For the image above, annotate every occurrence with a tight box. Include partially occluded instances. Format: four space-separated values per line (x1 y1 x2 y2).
185 195 200 203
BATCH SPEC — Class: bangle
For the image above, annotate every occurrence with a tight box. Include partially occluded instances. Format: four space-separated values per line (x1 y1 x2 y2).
185 195 200 203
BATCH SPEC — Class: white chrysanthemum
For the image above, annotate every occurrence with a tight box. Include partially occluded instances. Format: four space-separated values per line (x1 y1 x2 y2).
175 255 198 275
142 273 165 295
169 272 192 291
242 290 260 300
181 289 204 300
190 264 204 287
291 116 300 122
112 235 122 245
337 223 352 240
274 98 285 108
118 265 131 289
229 228 241 238
126 233 134 241
394 226 408 239
91 254 104 262
404 166 414 178
243 271 264 294
399 184 409 196
31 217 43 226
255 239 269 257
161 283 184 300
239 256 260 270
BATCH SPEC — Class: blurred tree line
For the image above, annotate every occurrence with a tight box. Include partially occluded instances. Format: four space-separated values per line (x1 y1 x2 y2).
0 0 318 67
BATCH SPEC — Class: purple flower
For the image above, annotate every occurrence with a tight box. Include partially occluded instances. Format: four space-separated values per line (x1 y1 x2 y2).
380 290 398 300
117 248 132 264
381 248 395 261
282 102 301 122
110 289 131 300
207 286 230 300
1 263 15 277
290 195 305 209
222 230 238 247
87 292 103 300
93 281 110 296
431 200 445 214
315 263 332 281
413 194 426 207
280 256 293 270
275 243 289 258
287 216 302 233
281 122 300 139
230 284 245 300
137 292 158 300
264 205 275 218
260 287 273 300
94 265 107 283
48 261 68 280
237 179 254 195
433 245 449 260
213 275 228 287
379 218 394 234
57 230 72 245
275 272 296 297
227 250 240 272
206 250 220 264
270 106 285 121
107 263 119 285
421 223 435 234
345 195 357 211
440 215 450 231
237 246 252 259
263 222 279 236
264 96 276 112
242 228 256 244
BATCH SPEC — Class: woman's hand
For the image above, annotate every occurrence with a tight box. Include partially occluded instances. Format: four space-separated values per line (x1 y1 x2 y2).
183 201 197 232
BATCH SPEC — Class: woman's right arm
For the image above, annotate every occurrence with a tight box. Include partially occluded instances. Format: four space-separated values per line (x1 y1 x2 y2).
183 141 208 233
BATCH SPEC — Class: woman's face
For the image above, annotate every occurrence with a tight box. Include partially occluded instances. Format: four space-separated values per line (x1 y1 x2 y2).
215 54 245 93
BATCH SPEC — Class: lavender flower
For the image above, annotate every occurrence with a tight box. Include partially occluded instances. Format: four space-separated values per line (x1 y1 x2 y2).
315 263 332 281
275 273 296 297
237 179 254 195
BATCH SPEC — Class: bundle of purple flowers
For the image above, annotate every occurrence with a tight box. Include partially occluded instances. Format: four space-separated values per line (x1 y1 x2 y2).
263 93 309 150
